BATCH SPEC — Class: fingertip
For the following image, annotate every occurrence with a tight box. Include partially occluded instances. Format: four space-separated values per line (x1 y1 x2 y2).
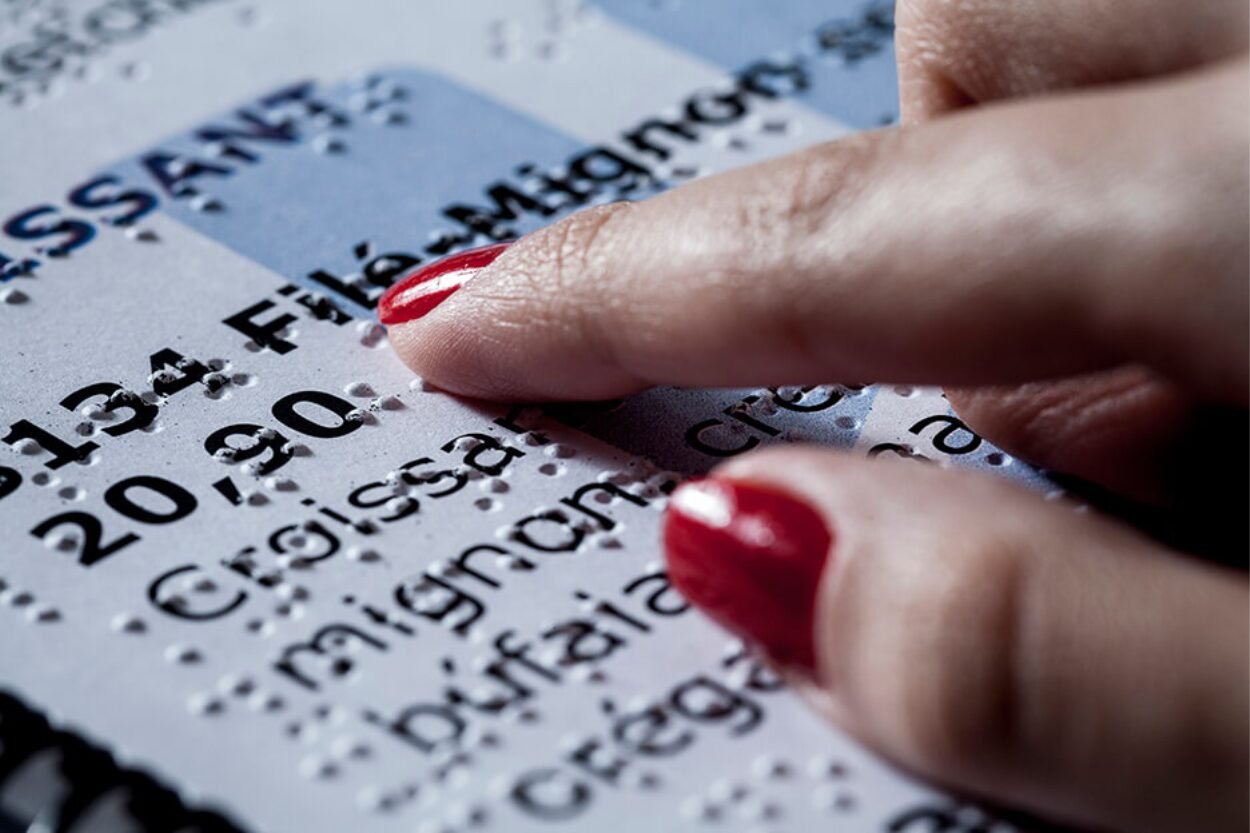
384 276 648 403
382 206 659 401
378 243 558 399
663 476 833 673
384 317 519 400
683 448 1248 833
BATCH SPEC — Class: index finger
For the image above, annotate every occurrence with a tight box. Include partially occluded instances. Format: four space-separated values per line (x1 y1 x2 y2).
382 59 1248 404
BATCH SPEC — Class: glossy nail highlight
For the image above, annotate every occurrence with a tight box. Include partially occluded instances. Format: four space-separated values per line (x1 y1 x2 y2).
378 242 511 325
663 478 833 673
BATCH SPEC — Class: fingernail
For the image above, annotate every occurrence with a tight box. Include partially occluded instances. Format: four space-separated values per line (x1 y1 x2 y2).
664 478 833 674
378 242 511 325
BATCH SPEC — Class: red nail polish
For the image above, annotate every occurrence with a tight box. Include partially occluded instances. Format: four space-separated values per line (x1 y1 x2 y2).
377 242 511 325
664 478 833 673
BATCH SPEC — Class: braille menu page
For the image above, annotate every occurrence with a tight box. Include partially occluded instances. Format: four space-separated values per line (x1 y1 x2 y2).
0 2 1036 831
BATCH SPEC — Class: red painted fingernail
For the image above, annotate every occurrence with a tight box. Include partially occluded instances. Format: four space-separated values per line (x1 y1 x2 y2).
378 242 511 325
664 478 833 673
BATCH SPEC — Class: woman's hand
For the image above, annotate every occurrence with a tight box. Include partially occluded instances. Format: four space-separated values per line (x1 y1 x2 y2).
380 2 1248 830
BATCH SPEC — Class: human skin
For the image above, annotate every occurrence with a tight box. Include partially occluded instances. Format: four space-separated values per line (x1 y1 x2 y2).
382 2 1249 830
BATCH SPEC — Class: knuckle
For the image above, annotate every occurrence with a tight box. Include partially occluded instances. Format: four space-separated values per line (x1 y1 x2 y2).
771 137 877 237
894 0 953 65
484 202 632 314
534 202 634 295
494 201 637 374
542 202 635 345
893 0 984 116
750 136 890 369
886 529 1030 778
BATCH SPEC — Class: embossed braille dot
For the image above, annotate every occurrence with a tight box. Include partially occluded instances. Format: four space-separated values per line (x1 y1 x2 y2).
275 584 309 602
708 779 748 803
218 675 255 696
27 605 60 623
346 546 381 563
246 618 275 636
445 802 489 827
629 770 663 790
299 755 338 780
356 786 390 813
680 796 721 822
371 108 407 126
359 322 387 347
187 693 226 716
312 135 346 154
385 496 414 515
494 554 528 572
49 531 79 551
451 436 481 453
190 194 223 213
331 736 372 759
125 225 160 241
265 475 297 491
111 613 146 634
807 756 848 779
250 692 285 712
165 644 203 665
13 438 40 455
751 755 791 780
187 576 218 593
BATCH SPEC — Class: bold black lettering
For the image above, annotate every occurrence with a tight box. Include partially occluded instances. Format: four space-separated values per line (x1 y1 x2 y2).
442 182 557 241
3 205 95 256
621 116 699 161
67 175 159 227
271 390 361 439
105 475 197 525
140 150 231 197
363 702 466 755
559 481 648 530
222 299 299 353
669 675 763 736
275 624 387 691
147 564 248 621
684 418 760 457
0 466 19 501
194 108 300 163
509 768 592 821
